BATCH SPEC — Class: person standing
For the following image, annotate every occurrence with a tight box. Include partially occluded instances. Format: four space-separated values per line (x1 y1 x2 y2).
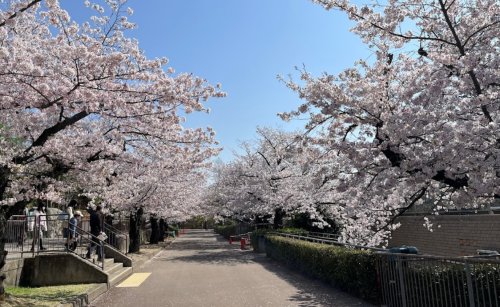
86 205 104 261
31 202 47 251
67 211 82 251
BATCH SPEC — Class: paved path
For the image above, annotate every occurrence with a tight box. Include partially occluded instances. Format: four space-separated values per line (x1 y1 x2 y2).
92 230 373 307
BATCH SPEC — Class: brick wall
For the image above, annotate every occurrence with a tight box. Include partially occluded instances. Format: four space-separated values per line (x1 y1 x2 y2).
389 214 500 256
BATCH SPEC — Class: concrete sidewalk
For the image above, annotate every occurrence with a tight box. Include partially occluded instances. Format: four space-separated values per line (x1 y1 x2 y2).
91 230 374 307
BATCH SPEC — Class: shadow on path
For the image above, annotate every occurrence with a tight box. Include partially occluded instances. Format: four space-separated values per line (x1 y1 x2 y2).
159 230 373 306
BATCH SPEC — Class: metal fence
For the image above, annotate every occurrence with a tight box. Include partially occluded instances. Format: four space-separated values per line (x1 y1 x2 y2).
377 253 500 307
103 222 129 254
5 214 129 265
308 231 340 241
3 216 27 256
269 232 386 252
4 214 69 258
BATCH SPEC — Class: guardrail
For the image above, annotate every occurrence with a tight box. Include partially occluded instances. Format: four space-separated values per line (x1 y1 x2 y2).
307 231 340 240
268 232 386 252
103 223 129 254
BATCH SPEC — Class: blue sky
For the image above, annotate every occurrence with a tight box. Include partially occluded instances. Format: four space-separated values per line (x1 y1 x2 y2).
62 0 370 161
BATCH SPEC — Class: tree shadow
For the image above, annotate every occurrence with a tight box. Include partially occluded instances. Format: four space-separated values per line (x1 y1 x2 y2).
167 231 239 252
254 257 375 306
160 231 375 306
157 249 256 266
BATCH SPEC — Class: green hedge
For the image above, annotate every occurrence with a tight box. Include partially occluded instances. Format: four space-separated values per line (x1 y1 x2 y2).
277 227 309 236
265 234 380 304
214 224 237 239
250 229 269 250
251 228 308 251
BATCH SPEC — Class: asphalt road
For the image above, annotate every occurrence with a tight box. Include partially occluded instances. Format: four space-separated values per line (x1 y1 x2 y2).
91 230 373 307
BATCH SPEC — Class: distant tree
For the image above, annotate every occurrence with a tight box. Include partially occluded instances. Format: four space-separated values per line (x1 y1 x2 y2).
206 128 337 229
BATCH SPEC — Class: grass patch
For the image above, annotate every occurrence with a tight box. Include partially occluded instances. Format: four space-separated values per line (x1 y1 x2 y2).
3 284 96 306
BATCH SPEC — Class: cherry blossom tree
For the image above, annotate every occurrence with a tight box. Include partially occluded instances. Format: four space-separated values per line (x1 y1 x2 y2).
206 128 337 229
0 0 224 260
278 0 499 245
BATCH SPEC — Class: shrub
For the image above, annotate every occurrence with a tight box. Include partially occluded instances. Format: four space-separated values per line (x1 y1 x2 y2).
250 228 270 251
277 227 309 236
265 234 380 304
214 224 237 239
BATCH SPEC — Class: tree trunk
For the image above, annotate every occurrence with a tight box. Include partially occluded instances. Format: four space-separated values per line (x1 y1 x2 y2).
149 216 159 244
159 218 166 242
0 207 8 279
0 200 25 300
0 165 9 273
128 207 143 253
273 207 285 229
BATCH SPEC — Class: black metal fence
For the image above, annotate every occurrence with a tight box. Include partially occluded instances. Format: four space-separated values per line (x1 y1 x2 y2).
377 253 500 307
269 232 386 251
103 223 129 254
4 214 128 269
4 214 69 258
3 216 27 257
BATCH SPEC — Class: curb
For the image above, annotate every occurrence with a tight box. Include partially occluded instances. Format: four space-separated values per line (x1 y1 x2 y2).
60 240 174 307
133 240 173 270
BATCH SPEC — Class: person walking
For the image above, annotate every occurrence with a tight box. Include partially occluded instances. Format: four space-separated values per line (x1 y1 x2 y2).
86 205 104 261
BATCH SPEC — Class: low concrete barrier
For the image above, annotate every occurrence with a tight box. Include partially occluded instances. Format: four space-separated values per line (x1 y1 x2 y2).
31 254 107 286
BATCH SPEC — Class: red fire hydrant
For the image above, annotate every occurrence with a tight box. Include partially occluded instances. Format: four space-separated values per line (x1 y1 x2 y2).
240 238 246 250
229 237 232 244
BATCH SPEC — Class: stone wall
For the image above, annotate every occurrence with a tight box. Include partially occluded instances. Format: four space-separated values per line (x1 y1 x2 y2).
389 214 500 256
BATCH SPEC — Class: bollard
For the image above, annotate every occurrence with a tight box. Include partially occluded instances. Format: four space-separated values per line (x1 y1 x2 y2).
229 237 232 244
240 238 246 250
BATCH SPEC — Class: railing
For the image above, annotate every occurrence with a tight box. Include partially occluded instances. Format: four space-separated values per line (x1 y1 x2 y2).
31 213 71 255
376 252 500 307
4 213 70 258
4 213 128 271
268 232 386 252
68 224 106 271
4 216 28 257
103 223 129 254
307 231 340 240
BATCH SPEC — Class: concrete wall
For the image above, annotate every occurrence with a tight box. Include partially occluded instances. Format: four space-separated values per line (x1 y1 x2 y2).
31 254 107 286
2 258 26 286
389 214 500 256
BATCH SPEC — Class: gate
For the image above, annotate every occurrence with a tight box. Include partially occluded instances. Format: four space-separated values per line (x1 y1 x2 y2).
376 252 500 307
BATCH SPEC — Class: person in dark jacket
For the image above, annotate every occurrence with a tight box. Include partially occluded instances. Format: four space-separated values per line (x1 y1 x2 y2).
86 205 104 261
